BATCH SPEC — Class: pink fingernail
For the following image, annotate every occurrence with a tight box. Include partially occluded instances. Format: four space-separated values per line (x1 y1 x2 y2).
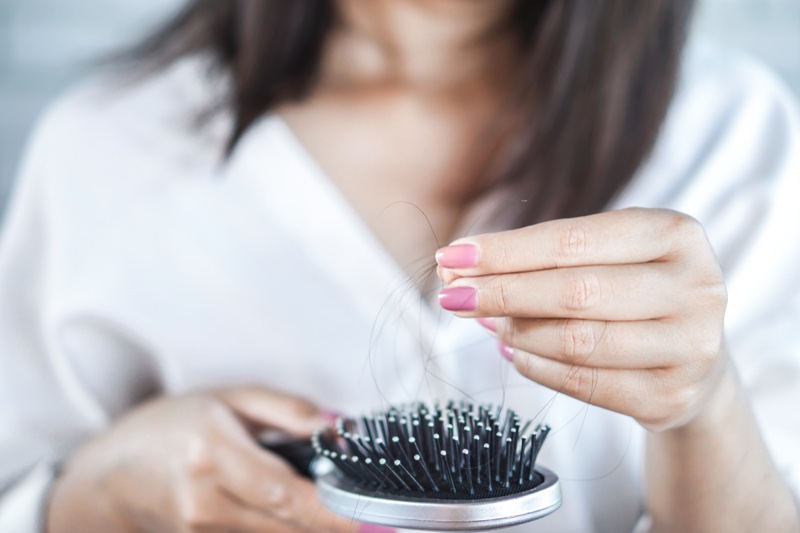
498 341 514 362
435 244 478 269
321 410 342 425
439 287 477 312
359 525 396 533
477 317 498 332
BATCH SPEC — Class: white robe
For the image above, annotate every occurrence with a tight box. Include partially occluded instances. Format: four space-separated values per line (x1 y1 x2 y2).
1 42 799 532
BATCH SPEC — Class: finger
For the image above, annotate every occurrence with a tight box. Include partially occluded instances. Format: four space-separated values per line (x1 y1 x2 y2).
214 444 361 533
496 318 684 369
214 439 298 508
436 208 711 279
217 387 329 437
220 503 312 533
507 347 683 429
178 482 311 533
284 476 363 533
441 263 682 320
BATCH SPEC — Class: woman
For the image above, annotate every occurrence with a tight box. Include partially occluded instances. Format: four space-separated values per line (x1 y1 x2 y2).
0 1 798 532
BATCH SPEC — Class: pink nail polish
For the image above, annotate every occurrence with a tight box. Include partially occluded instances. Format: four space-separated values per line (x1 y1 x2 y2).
498 341 514 362
435 244 478 269
321 410 341 425
359 525 396 533
439 287 477 312
477 317 498 332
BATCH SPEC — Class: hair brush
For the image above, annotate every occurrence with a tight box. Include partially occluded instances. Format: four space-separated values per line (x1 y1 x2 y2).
264 401 561 531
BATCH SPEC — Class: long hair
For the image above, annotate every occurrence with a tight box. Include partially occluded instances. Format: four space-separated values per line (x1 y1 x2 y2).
130 0 695 227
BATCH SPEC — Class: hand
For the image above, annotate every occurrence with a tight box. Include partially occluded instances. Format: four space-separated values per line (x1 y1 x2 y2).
47 387 375 533
436 208 729 432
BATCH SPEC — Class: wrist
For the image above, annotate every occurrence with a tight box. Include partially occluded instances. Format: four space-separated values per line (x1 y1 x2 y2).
668 353 742 439
645 352 800 532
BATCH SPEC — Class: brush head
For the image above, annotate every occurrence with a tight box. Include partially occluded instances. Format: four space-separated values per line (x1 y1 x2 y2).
311 401 561 531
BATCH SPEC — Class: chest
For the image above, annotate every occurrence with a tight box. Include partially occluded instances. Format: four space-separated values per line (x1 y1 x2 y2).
278 93 493 275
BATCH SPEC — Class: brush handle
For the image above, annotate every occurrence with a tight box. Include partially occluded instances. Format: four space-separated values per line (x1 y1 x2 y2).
260 438 316 479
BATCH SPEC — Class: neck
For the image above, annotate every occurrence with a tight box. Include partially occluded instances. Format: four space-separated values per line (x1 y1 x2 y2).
323 0 518 93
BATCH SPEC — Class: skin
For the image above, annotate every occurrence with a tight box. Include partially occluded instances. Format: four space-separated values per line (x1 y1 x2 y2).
437 209 800 531
47 0 800 532
280 0 519 279
47 388 365 533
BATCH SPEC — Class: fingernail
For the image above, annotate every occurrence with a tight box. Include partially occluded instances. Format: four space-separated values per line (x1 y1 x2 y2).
439 287 477 312
321 410 341 425
359 525 396 533
498 341 514 362
435 244 478 269
477 317 497 332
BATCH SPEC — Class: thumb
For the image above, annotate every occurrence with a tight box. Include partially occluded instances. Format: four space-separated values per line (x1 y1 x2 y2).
216 386 334 438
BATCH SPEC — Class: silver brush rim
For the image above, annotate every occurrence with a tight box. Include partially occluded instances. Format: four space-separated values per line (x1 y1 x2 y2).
316 464 561 531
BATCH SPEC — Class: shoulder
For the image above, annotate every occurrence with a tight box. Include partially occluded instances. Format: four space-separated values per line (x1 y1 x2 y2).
618 40 800 211
660 40 799 177
24 57 232 190
677 39 796 108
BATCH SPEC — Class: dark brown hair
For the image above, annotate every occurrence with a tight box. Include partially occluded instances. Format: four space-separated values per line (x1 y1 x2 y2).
132 0 695 227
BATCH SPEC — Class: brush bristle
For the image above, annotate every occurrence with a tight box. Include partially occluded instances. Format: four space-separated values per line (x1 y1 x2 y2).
312 402 550 500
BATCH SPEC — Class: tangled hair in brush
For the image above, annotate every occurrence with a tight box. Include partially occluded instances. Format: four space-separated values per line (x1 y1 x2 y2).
313 401 550 500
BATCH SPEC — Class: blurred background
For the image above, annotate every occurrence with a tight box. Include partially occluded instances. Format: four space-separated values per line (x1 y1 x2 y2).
1 0 799 217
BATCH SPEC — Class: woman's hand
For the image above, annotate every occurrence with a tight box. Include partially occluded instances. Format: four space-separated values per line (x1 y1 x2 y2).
437 208 800 531
47 387 376 533
436 207 729 432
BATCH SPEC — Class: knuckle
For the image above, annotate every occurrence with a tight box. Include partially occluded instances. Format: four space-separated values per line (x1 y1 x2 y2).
691 334 723 362
264 481 289 508
199 397 234 426
494 279 514 314
561 271 601 313
558 319 597 364
655 385 697 429
638 372 698 431
554 221 589 262
183 438 216 478
267 485 294 520
663 209 692 229
495 237 515 272
704 280 729 310
668 211 706 244
515 350 537 379
687 278 727 320
681 318 724 363
670 386 697 416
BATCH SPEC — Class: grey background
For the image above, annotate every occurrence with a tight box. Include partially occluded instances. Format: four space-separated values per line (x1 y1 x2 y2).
1 0 799 217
